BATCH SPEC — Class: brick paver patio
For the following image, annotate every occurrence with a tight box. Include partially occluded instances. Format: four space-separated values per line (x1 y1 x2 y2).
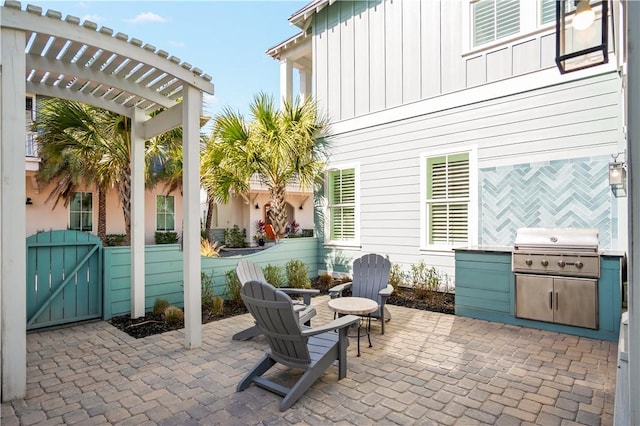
1 295 617 425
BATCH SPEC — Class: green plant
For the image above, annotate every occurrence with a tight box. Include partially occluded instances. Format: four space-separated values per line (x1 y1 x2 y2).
263 264 285 288
389 264 406 290
224 269 242 306
286 260 310 289
410 261 446 301
153 298 170 315
224 225 247 248
212 296 224 316
155 231 179 245
104 234 127 246
201 239 224 257
301 229 314 237
201 271 216 310
164 306 184 325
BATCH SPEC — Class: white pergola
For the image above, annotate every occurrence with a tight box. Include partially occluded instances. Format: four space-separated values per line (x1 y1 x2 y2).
0 1 214 401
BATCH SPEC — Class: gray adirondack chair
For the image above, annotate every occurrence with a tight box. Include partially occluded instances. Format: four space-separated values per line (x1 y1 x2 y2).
232 259 319 341
329 253 393 334
237 280 360 411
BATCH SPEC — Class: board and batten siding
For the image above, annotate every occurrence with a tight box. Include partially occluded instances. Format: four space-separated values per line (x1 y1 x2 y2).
312 0 564 123
319 72 622 283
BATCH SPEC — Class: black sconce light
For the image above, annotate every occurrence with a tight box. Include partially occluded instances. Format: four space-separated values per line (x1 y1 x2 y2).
555 0 609 74
299 205 303 210
609 153 627 197
255 203 260 209
26 197 33 205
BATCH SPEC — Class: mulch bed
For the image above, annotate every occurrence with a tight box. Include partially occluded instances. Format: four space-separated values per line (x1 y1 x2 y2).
109 278 454 339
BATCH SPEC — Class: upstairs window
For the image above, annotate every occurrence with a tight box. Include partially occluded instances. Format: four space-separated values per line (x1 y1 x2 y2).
473 0 520 47
327 167 356 242
540 0 556 24
70 192 93 232
156 195 175 231
426 153 470 245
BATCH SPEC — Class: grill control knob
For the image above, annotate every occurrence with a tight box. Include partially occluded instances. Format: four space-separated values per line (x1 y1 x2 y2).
575 261 584 269
558 260 566 267
525 259 533 266
541 260 549 267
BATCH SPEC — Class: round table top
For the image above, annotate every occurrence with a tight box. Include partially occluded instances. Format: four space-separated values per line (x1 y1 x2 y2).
328 297 378 315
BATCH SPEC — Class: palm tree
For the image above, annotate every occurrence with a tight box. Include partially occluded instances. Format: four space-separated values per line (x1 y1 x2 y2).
35 98 184 244
202 93 328 237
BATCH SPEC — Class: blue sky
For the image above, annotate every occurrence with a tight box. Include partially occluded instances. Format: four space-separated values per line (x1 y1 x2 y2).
36 1 308 129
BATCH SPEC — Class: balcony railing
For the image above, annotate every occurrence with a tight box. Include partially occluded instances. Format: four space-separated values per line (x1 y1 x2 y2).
25 132 39 157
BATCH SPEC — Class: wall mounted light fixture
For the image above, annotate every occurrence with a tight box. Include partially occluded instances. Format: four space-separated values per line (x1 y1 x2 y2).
255 203 260 209
555 0 609 74
609 153 627 197
26 197 33 205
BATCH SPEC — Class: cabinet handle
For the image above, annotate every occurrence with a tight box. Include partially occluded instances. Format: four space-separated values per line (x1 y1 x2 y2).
549 291 553 309
555 292 559 311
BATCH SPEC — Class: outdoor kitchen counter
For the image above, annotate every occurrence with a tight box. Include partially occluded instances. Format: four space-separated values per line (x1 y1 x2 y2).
454 247 623 341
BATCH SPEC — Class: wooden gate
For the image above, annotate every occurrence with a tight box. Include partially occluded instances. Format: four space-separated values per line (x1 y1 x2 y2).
26 230 103 330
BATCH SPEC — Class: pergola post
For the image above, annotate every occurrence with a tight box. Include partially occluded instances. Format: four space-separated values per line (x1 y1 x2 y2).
130 107 146 318
0 27 27 401
182 86 202 348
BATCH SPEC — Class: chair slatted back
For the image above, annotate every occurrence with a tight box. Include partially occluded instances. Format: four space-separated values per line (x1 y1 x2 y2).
352 254 391 311
236 259 266 285
241 281 311 366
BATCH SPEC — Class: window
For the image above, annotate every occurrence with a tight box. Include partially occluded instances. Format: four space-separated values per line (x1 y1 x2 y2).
425 153 470 245
540 0 556 24
156 195 175 231
70 192 93 231
327 167 356 242
473 0 520 47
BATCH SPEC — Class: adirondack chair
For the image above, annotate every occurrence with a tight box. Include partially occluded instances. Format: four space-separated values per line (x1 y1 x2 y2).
329 253 393 334
237 280 361 411
232 259 319 341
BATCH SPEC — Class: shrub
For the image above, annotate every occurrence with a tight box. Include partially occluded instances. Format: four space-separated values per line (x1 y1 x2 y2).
153 298 170 315
301 229 314 237
263 264 285 288
389 264 406 290
288 220 300 236
224 269 242 306
212 296 224 316
224 225 247 248
286 260 310 289
104 234 126 246
155 231 178 244
201 272 216 310
201 239 224 257
164 306 184 325
410 261 445 301
317 273 334 292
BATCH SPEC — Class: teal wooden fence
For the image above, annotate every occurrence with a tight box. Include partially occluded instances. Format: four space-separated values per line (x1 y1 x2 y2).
103 237 319 319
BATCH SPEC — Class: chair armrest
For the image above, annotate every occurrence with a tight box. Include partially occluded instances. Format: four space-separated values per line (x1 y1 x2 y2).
328 282 352 298
280 288 319 305
301 315 360 337
379 285 394 297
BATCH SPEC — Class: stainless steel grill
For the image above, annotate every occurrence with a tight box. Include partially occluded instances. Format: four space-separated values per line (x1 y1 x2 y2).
512 227 600 279
512 228 600 329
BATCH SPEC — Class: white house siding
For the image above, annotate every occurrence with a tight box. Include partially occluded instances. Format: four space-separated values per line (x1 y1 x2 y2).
312 0 571 122
319 71 623 284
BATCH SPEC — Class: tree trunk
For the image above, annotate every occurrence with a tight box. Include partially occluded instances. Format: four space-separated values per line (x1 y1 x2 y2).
205 194 215 239
118 167 132 245
268 183 288 238
97 186 107 244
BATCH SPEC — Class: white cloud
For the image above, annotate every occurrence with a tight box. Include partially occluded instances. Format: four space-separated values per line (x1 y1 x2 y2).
81 14 103 24
169 41 185 48
125 12 168 24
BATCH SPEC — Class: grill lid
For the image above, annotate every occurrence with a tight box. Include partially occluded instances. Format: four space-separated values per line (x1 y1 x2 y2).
514 228 599 253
